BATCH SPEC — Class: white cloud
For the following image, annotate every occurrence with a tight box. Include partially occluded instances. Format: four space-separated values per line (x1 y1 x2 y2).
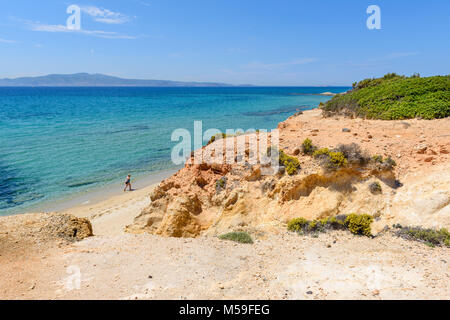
81 6 131 24
26 20 137 39
0 38 17 43
243 58 318 71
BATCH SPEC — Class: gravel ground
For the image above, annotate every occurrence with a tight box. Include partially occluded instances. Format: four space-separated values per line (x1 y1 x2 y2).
1 230 448 300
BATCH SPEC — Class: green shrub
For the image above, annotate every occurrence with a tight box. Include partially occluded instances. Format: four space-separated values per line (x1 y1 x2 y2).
279 150 300 175
313 148 331 157
313 148 347 170
207 133 228 145
335 143 369 165
369 182 382 194
215 177 227 193
328 152 348 169
287 217 309 232
345 214 374 237
287 215 348 235
323 75 450 120
384 156 397 169
301 138 316 155
370 155 397 171
218 232 253 244
372 155 384 163
395 226 450 248
328 216 346 229
308 220 318 231
308 143 395 172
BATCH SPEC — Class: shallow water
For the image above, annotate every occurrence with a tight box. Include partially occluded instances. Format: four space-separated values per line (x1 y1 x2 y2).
0 86 348 215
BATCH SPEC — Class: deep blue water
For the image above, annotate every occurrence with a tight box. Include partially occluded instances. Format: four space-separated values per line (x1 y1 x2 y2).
0 86 349 215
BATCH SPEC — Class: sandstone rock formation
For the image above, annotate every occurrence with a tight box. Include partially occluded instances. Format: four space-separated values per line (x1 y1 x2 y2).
0 212 93 248
127 109 450 237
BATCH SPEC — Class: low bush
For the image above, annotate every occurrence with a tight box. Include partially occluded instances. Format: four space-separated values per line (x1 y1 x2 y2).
335 143 369 165
394 225 450 247
323 74 450 120
215 177 227 193
279 150 301 175
372 155 384 163
313 148 347 170
287 217 309 232
218 231 254 244
328 151 348 169
207 133 228 145
287 214 357 236
307 143 396 173
370 155 397 171
369 181 382 194
301 138 317 155
313 148 331 157
345 214 374 236
267 147 300 175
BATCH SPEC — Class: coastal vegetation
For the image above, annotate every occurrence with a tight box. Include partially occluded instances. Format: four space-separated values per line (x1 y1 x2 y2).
279 150 301 175
287 214 374 237
288 216 450 247
368 181 382 194
218 231 254 244
301 138 317 155
207 133 228 145
303 139 396 172
321 74 450 119
267 147 301 175
394 225 450 248
313 148 348 170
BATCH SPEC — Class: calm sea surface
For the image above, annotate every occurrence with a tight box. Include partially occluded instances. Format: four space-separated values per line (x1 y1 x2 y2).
0 86 349 215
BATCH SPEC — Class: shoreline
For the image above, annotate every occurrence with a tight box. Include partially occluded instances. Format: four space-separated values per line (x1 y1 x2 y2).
47 167 180 213
61 167 180 235
11 167 180 235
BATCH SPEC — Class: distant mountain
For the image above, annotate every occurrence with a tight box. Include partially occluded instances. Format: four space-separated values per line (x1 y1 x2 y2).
0 73 241 87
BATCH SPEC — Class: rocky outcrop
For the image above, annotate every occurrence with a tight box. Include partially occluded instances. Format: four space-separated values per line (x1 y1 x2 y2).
126 158 401 237
126 110 450 238
373 165 450 232
0 212 93 252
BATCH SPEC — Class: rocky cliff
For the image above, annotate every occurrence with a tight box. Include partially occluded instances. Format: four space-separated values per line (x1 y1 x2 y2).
126 109 450 237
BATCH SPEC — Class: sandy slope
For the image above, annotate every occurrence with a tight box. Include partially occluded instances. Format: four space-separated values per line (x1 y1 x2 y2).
63 184 156 236
1 231 448 300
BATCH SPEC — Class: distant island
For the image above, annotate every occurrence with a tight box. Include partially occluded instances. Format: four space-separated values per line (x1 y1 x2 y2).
0 73 248 87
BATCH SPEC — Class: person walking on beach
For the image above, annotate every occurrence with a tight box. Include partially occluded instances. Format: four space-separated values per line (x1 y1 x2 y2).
124 174 132 192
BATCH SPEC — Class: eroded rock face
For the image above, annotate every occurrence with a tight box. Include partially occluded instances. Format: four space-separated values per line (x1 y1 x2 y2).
374 164 450 231
0 213 93 248
126 158 401 237
126 110 450 238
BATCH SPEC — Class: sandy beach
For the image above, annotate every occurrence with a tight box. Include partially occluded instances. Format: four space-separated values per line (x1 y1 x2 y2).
54 168 179 236
63 183 156 236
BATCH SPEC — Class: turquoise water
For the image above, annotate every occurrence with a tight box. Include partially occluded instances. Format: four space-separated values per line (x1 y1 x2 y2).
0 87 348 215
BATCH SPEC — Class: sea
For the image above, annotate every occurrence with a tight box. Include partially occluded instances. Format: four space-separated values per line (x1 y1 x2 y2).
0 86 349 215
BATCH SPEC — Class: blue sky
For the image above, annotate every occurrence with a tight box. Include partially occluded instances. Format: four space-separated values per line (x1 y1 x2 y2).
0 0 449 85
